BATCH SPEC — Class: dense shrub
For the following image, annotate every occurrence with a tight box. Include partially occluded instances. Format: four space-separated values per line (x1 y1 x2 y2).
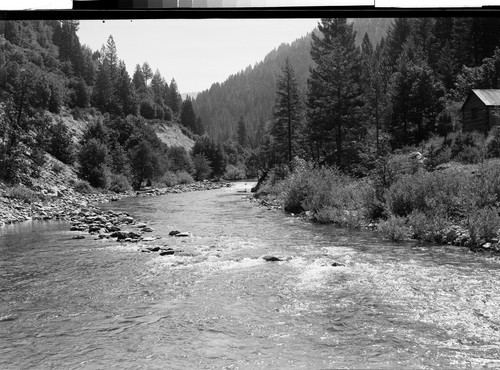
168 146 193 173
385 170 468 218
74 180 94 194
47 120 74 165
176 171 193 184
192 154 211 181
423 136 451 169
139 100 155 120
407 210 450 243
159 171 178 187
130 140 161 190
360 178 388 221
108 173 132 193
449 131 486 164
486 125 500 158
52 162 64 174
223 164 246 181
78 138 108 188
378 216 410 242
473 161 500 208
466 207 500 244
264 160 370 226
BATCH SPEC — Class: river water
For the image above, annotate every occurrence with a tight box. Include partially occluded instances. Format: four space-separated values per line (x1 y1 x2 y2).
1 182 500 369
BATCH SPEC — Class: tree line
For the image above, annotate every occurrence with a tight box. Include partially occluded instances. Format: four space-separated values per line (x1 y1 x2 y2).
258 17 500 176
0 20 211 189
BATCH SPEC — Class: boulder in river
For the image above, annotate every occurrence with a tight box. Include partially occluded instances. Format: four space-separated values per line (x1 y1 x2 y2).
120 216 134 224
159 249 175 256
111 230 142 240
262 255 283 262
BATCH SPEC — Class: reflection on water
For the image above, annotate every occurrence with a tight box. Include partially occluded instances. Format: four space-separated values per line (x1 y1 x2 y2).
1 182 500 369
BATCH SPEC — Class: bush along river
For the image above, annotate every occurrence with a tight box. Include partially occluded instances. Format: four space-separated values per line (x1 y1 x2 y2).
1 182 500 369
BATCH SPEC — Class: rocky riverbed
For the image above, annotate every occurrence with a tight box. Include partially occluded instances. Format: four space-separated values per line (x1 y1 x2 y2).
0 180 231 227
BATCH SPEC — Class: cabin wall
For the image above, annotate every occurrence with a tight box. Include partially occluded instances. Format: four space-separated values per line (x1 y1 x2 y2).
463 94 489 132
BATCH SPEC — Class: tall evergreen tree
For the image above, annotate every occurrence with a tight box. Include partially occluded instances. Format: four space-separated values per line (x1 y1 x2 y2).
167 78 182 115
180 97 198 133
115 61 136 116
236 116 249 148
103 35 118 83
150 69 166 106
142 62 153 86
272 58 303 163
389 40 445 147
361 32 390 156
386 18 413 69
92 59 112 112
132 64 146 93
306 18 363 168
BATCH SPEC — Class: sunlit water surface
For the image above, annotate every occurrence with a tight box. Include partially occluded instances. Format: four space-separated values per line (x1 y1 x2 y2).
2 182 500 369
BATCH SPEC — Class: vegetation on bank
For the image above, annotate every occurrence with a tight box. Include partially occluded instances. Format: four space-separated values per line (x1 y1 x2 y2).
257 131 500 248
248 17 500 250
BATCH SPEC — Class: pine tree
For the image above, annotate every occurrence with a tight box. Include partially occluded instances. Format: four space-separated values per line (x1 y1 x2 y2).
452 18 475 68
150 69 165 106
142 62 153 86
272 58 302 163
306 18 363 168
130 139 159 189
92 59 112 112
78 138 108 188
115 61 136 116
411 18 435 62
386 18 413 69
167 78 182 115
180 97 197 133
104 35 118 83
132 64 146 93
361 32 389 156
389 40 445 147
236 116 249 148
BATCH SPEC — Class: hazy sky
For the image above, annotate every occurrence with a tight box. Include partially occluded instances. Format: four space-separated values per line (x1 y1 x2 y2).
78 19 319 94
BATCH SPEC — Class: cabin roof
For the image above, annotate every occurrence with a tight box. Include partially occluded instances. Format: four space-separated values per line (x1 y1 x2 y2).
461 89 500 110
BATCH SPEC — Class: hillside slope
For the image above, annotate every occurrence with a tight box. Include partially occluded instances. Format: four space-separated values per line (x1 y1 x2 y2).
151 121 195 150
194 18 392 144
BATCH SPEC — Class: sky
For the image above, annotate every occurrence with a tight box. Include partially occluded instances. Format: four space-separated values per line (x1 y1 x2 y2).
77 19 319 94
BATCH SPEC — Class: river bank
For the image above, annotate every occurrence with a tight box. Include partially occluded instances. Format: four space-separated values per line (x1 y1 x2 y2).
0 180 231 227
251 158 500 256
250 194 500 255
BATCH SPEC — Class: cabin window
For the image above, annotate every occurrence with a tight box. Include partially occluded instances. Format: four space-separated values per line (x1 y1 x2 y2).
471 108 478 120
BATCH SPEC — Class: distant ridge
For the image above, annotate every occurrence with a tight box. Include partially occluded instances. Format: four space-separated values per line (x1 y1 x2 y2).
194 18 392 144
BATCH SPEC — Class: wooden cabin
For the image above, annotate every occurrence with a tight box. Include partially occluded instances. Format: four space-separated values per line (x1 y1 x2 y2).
461 89 500 133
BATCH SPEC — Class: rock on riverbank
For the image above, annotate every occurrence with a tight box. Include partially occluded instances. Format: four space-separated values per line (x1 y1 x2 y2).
0 180 231 227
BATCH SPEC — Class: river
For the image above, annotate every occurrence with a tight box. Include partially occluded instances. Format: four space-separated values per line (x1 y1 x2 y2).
1 182 500 369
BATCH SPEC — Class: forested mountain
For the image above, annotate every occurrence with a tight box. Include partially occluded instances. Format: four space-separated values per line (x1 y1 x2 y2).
0 20 202 189
193 18 392 144
253 17 500 179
